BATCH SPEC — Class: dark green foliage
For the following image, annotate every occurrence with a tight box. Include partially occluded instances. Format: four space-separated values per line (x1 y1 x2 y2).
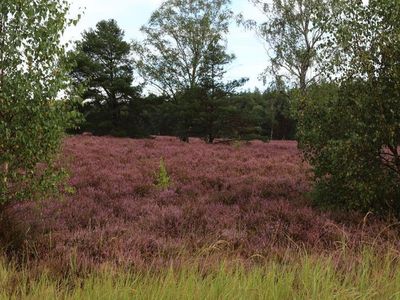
186 40 245 143
172 83 264 143
130 90 277 142
297 0 400 216
160 86 295 142
299 81 400 215
263 88 296 140
70 19 142 136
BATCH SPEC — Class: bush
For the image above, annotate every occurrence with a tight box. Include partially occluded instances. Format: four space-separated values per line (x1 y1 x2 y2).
297 1 400 216
298 82 400 215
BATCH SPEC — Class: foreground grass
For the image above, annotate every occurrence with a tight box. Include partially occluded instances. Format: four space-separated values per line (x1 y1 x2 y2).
1 249 400 300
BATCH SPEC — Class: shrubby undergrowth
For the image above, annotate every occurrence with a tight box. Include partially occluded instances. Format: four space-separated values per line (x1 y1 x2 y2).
299 83 400 215
0 136 398 274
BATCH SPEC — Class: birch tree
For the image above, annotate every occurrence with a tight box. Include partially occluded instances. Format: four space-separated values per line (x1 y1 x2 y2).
0 0 78 205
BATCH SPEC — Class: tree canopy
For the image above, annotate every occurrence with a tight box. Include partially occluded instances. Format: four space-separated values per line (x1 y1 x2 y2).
246 0 338 90
133 0 234 99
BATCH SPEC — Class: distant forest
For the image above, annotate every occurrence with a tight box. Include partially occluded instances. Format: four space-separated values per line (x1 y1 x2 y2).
68 2 298 142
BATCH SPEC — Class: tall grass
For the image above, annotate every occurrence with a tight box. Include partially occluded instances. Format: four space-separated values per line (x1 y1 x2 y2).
1 248 400 300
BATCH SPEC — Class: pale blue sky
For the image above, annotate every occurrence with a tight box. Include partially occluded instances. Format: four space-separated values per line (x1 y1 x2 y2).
65 0 270 91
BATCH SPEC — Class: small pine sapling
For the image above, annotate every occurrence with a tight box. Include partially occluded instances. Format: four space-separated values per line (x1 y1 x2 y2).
155 158 171 189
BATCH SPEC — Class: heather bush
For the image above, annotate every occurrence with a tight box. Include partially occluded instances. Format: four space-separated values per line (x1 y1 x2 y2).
0 136 398 274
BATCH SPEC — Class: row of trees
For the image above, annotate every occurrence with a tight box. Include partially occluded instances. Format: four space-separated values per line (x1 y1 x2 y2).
69 0 296 142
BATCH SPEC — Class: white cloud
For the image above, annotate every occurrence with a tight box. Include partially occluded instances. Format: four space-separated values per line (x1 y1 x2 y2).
65 0 164 41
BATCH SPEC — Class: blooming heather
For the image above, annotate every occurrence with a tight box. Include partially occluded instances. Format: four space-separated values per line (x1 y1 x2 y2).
1 136 398 273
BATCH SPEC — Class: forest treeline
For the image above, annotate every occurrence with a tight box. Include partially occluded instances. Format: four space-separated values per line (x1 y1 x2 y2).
68 3 297 142
1 0 399 216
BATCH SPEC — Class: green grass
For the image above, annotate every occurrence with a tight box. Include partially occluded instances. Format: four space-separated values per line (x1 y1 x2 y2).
1 249 400 299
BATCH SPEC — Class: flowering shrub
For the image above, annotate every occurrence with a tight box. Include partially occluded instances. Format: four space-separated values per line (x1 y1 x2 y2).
0 136 398 273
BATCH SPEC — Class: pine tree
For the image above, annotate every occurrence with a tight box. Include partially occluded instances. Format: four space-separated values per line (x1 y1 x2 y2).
71 19 141 135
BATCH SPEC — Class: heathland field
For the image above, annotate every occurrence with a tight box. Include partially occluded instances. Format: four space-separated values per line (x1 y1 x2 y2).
1 136 400 299
3 0 400 298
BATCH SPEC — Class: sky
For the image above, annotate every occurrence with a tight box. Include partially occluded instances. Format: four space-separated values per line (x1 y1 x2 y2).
64 0 270 92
